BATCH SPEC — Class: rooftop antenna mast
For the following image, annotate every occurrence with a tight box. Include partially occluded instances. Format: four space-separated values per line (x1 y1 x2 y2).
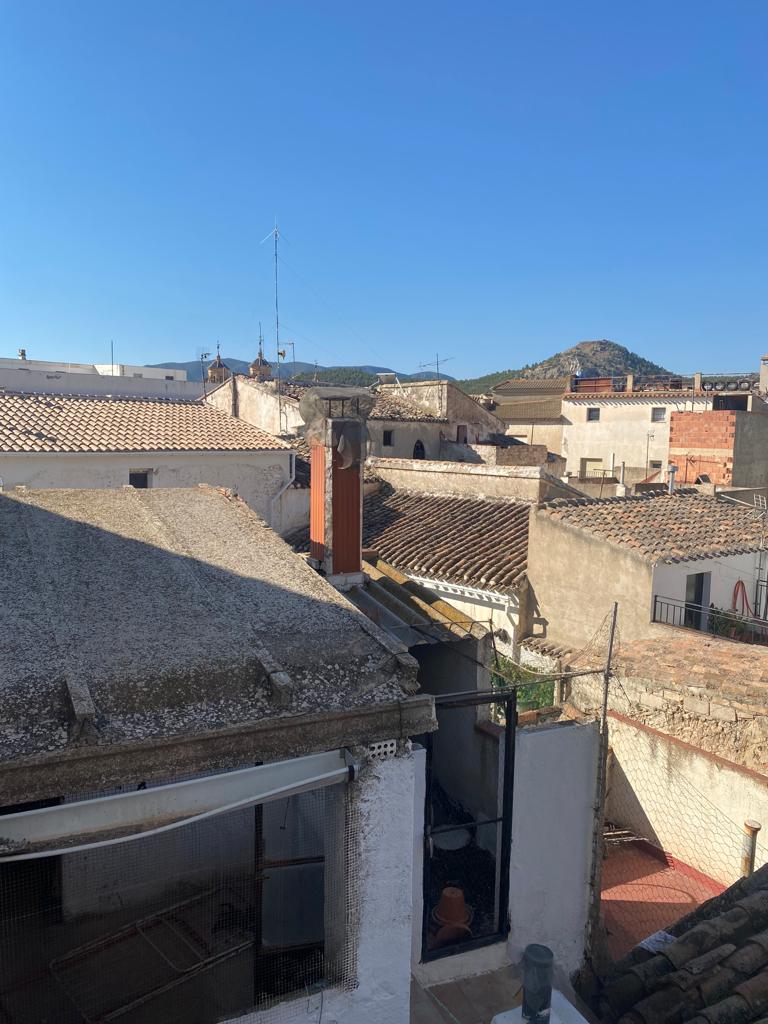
261 220 285 424
418 352 454 414
200 349 210 399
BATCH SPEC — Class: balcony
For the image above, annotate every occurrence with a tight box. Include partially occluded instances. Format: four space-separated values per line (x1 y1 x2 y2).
652 595 768 646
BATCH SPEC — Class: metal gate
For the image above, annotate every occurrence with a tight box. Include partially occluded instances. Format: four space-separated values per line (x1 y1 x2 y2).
421 689 516 961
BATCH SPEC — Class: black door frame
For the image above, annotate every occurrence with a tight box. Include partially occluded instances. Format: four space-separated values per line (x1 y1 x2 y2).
421 688 517 962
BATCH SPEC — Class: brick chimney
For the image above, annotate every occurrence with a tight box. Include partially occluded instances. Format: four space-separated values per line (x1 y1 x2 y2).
299 387 374 589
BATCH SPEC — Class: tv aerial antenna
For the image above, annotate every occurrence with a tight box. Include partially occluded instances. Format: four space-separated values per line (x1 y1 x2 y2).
418 353 454 414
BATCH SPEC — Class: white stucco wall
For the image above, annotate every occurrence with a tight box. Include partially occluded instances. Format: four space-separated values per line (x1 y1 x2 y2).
561 396 711 479
508 720 599 976
226 379 305 436
607 715 768 885
228 751 420 1024
367 420 443 461
0 450 293 527
652 552 762 616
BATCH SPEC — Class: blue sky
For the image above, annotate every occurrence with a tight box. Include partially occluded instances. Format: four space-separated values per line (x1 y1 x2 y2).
1 2 767 378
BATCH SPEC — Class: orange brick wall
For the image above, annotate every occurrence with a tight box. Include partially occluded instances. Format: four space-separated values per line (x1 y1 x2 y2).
668 410 736 485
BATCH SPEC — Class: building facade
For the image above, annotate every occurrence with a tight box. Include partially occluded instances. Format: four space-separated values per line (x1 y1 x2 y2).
560 372 766 487
0 390 297 530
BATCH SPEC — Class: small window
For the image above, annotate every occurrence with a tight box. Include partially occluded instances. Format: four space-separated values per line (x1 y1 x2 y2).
649 460 663 471
586 408 600 422
413 440 426 459
651 407 666 422
164 374 174 381
129 470 151 489
383 430 394 447
132 372 143 378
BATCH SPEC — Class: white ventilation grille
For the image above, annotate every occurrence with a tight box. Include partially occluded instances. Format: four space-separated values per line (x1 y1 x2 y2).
367 739 398 761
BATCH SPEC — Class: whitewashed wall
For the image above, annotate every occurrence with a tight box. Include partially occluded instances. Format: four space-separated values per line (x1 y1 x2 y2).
508 720 599 976
652 552 762 616
0 450 292 527
561 396 710 477
607 715 768 885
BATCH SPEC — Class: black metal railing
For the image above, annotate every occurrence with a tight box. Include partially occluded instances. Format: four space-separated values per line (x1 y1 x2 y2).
653 595 768 646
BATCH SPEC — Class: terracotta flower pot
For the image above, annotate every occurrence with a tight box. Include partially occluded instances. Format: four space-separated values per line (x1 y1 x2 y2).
433 886 473 927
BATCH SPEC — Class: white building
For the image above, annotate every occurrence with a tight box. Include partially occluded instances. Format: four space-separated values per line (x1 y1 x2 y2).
0 389 298 531
560 371 766 486
0 355 202 399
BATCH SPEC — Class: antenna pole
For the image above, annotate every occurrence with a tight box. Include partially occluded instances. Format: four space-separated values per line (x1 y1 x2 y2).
273 222 280 374
110 338 114 377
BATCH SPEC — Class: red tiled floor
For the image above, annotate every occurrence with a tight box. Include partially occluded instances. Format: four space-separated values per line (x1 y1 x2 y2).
600 844 725 960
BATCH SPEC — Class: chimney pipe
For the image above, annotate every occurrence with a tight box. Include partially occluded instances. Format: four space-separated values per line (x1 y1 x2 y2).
300 387 374 590
742 819 762 877
668 463 677 494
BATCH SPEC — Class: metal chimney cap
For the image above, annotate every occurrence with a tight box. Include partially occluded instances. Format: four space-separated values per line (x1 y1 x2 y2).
298 386 375 430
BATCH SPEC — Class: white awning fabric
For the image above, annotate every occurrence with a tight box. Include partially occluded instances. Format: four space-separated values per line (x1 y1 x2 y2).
0 749 352 861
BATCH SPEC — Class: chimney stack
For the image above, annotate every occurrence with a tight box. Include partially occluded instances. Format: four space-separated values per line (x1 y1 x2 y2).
299 387 374 589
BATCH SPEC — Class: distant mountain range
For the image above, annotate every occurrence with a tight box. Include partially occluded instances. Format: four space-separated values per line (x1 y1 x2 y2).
148 359 451 386
150 340 669 392
455 340 671 393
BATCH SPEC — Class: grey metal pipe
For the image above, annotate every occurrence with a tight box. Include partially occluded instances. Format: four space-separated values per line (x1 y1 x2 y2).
742 819 762 877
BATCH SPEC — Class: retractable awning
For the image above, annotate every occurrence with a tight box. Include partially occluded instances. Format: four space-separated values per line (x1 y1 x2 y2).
0 749 354 861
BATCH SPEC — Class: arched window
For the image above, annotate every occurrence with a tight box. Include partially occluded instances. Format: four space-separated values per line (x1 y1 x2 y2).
413 440 426 459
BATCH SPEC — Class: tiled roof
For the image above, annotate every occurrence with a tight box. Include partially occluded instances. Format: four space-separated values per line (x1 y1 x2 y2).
346 557 483 647
600 862 768 1024
364 488 530 592
369 390 446 423
290 485 531 593
288 433 311 487
237 377 446 423
492 377 570 396
538 491 764 564
0 391 289 453
494 397 564 421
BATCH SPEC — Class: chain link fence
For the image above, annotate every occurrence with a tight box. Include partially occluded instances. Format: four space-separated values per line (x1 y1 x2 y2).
599 713 768 960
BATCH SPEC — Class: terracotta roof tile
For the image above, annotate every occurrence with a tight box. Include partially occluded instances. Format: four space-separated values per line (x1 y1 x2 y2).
538 491 764 564
492 377 570 396
290 485 530 593
599 864 768 1024
494 397 564 421
0 391 289 453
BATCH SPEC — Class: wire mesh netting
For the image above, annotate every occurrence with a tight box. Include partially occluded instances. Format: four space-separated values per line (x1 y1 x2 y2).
0 785 357 1024
600 716 768 961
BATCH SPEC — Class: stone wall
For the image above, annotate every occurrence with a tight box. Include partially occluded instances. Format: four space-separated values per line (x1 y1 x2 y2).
368 456 576 502
567 649 768 775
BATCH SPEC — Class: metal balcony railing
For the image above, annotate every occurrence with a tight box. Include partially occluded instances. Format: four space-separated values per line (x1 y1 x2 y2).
652 595 768 646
